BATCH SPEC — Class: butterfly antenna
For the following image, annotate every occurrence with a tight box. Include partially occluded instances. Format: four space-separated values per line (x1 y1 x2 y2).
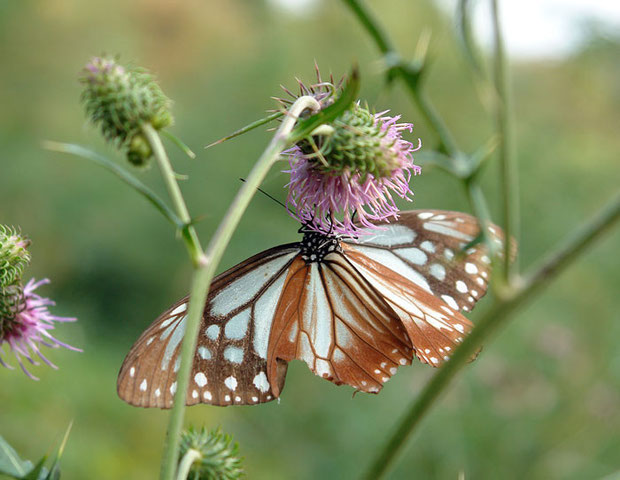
239 178 287 210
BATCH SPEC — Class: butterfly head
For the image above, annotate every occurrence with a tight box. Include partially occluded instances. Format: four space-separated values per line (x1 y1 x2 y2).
299 228 342 264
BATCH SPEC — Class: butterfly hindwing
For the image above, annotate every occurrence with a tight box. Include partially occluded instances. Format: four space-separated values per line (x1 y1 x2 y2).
117 245 299 407
266 254 414 396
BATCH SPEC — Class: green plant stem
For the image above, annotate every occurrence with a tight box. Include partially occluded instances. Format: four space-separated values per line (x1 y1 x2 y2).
175 449 201 480
491 0 519 280
158 95 320 480
142 124 203 264
341 0 459 157
465 182 499 265
362 192 620 480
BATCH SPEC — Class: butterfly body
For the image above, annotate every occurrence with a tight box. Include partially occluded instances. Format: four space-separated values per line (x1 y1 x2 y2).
118 210 507 408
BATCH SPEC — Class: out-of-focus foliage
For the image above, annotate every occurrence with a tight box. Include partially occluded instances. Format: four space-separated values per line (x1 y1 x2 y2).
0 1 618 479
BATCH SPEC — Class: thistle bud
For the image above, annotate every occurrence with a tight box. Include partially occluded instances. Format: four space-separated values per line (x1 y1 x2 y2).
80 56 173 166
283 73 421 236
0 226 30 292
178 427 243 480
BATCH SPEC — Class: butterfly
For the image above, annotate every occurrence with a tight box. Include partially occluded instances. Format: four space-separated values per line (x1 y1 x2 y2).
117 210 506 408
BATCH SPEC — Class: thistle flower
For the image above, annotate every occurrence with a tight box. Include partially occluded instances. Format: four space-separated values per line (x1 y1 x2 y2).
1 227 80 379
280 72 421 236
80 56 173 167
178 427 244 480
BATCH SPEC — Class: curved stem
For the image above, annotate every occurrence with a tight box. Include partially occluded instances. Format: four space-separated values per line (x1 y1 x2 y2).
175 449 201 480
362 192 620 479
341 0 459 157
158 95 320 480
142 124 203 264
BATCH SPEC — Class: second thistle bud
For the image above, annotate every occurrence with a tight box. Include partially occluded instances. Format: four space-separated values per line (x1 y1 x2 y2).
0 226 30 324
0 226 30 288
178 427 243 480
80 56 173 167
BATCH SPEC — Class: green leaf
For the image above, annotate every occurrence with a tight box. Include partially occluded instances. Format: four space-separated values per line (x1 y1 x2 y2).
289 65 360 143
0 435 30 477
22 456 47 480
44 421 72 480
205 111 283 149
43 141 183 229
161 130 196 159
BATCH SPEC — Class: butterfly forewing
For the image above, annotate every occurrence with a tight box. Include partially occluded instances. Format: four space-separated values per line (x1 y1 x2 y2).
342 210 507 366
266 255 414 396
347 210 506 313
117 245 299 407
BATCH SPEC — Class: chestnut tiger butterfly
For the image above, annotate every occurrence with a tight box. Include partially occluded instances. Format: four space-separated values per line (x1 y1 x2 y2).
117 210 506 408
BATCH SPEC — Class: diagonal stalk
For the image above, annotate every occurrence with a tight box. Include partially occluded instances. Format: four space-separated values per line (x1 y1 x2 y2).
362 192 620 479
341 0 459 157
142 124 203 264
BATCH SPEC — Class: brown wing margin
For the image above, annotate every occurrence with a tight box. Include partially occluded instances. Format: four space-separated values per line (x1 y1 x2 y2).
117 244 300 408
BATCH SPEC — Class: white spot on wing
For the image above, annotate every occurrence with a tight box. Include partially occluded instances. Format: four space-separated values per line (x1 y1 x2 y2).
223 346 244 364
420 241 435 253
170 303 187 316
194 372 207 387
198 346 212 360
430 263 446 281
465 263 478 274
456 280 468 293
357 224 416 246
441 295 459 310
225 309 250 340
423 222 474 241
417 212 434 219
129 366 135 377
224 376 238 391
253 372 270 393
139 379 147 391
205 325 220 340
396 247 427 265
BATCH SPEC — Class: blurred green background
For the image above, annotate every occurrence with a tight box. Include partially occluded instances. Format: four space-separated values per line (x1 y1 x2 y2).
1 0 619 478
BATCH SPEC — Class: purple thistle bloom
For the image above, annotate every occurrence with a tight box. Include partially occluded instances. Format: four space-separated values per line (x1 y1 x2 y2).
0 278 81 380
284 107 421 236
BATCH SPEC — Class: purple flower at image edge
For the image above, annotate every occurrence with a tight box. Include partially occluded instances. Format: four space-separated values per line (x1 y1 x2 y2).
0 278 81 380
